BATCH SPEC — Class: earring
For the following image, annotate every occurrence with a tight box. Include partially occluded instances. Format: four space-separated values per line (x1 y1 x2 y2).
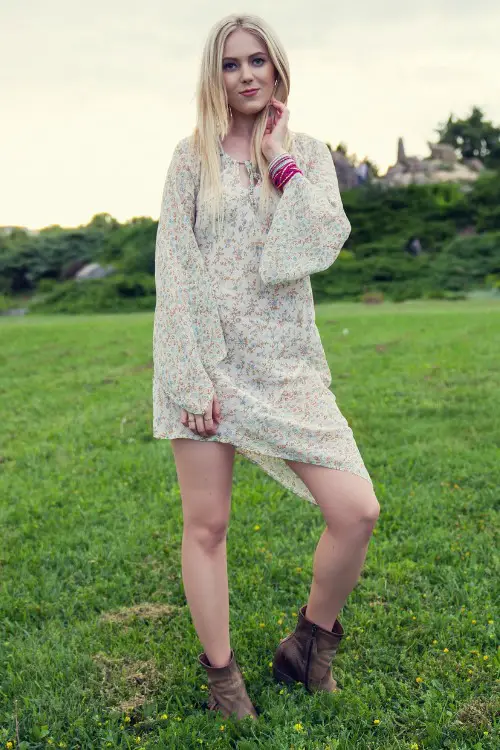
228 105 233 118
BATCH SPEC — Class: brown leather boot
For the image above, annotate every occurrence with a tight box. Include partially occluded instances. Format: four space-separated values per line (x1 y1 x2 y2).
272 604 345 693
198 649 258 721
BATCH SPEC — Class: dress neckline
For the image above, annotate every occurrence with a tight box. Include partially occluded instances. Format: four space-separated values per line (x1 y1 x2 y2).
217 137 262 191
217 137 253 166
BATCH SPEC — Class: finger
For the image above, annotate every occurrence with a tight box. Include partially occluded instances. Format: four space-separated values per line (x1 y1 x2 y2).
213 395 221 422
187 413 197 433
203 409 216 435
271 98 286 111
195 413 206 436
180 408 188 425
271 99 289 124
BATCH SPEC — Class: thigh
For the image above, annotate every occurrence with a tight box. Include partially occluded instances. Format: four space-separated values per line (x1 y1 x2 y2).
171 438 236 530
285 460 379 530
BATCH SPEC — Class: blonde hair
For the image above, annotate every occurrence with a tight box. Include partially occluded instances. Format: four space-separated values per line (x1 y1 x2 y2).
192 13 295 234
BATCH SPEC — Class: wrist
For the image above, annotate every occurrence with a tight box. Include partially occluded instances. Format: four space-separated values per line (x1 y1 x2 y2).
264 146 287 163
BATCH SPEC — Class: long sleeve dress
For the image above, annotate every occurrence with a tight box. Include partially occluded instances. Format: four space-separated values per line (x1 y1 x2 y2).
152 130 373 505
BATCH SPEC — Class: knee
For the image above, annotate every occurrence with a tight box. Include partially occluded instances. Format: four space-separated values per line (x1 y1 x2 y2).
361 494 381 528
328 492 380 538
185 519 229 552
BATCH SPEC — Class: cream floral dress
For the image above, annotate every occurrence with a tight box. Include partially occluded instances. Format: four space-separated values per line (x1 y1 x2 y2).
152 130 373 505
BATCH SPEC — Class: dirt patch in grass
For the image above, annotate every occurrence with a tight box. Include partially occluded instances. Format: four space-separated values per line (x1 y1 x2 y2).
454 695 500 730
92 651 166 714
99 602 177 624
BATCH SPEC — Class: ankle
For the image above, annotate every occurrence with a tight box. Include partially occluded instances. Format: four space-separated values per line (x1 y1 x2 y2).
206 649 232 668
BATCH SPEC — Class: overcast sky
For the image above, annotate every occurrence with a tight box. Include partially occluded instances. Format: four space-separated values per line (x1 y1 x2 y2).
1 1 498 230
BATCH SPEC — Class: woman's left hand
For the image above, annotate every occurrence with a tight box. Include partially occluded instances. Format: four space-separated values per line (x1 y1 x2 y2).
261 97 289 162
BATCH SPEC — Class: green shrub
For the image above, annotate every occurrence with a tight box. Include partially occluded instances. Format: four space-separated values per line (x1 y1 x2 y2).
28 273 156 314
432 231 500 291
5 172 500 312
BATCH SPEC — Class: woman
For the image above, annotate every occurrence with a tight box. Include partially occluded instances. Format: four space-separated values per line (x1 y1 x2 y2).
152 13 380 721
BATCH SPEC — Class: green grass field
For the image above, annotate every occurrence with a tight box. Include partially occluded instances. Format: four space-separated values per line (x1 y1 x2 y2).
1 299 499 750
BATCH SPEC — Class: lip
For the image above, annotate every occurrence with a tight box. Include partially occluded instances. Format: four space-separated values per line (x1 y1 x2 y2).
240 88 259 96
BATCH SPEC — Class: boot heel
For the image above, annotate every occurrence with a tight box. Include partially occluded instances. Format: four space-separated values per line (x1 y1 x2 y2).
272 665 295 685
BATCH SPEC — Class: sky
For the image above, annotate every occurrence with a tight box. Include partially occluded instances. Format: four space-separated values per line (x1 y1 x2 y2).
1 0 498 230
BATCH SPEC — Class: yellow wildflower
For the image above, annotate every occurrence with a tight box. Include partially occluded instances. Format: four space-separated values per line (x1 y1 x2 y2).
483 655 489 660
260 622 266 628
294 722 304 732
278 619 283 625
411 745 419 750
124 716 131 723
160 713 168 719
220 725 225 731
269 661 273 667
471 620 476 624
7 743 13 750
373 718 380 725
488 620 494 624
416 676 423 683
295 567 302 573
432 639 438 645
412 616 417 620
254 525 260 531
443 648 449 653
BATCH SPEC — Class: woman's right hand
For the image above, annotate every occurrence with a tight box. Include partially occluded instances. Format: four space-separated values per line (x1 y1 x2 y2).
180 394 221 437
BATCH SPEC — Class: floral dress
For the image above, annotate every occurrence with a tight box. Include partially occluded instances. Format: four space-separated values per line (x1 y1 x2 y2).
152 130 373 505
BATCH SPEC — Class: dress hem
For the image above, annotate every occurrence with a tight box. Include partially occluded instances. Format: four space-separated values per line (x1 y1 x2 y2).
153 430 373 505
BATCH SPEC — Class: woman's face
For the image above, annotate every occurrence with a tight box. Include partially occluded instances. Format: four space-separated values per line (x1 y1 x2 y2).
222 28 276 116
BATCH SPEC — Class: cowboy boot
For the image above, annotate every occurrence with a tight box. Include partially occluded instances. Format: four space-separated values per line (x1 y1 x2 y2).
272 604 345 693
198 649 259 720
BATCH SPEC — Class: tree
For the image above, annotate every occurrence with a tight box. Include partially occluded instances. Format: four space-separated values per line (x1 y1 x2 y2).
436 106 500 168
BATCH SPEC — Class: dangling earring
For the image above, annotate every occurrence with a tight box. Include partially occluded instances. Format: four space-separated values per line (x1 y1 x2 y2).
228 105 233 119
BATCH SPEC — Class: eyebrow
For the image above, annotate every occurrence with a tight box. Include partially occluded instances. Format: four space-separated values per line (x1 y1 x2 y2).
222 51 267 61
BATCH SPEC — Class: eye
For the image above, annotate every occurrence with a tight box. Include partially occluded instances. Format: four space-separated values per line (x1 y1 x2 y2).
253 57 265 66
223 62 236 71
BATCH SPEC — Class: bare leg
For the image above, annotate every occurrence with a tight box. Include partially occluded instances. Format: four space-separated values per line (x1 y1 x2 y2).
171 439 236 668
285 462 380 630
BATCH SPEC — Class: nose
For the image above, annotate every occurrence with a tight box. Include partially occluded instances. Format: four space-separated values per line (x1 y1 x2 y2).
240 63 254 83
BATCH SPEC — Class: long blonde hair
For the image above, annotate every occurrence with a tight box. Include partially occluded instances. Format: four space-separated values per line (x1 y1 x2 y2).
192 13 295 234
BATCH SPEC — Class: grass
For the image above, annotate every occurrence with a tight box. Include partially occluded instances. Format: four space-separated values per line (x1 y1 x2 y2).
0 298 499 750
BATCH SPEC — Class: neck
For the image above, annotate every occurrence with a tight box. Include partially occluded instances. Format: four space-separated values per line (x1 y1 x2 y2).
228 110 257 139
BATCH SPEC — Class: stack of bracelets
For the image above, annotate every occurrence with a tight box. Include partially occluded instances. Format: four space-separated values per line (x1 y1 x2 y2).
268 152 303 190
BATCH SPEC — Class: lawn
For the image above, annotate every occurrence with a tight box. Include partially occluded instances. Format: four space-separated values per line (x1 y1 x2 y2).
1 299 499 750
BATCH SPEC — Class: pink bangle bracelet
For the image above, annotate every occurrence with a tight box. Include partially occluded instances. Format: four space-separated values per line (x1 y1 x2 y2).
277 168 302 190
272 160 303 189
272 162 299 185
268 152 292 173
270 158 294 183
